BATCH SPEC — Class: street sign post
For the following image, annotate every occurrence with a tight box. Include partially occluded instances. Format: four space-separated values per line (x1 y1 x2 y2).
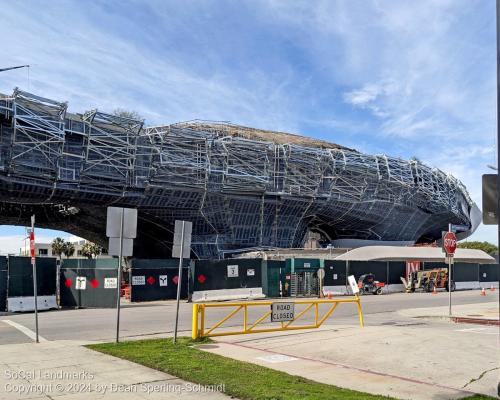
172 220 193 343
106 207 137 343
30 215 39 343
317 268 325 298
442 227 457 317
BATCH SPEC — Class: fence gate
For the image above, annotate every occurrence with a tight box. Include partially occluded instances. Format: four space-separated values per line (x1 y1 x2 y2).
60 267 118 308
290 272 318 297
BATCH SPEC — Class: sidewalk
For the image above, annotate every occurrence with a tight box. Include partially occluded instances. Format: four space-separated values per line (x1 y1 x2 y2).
198 318 499 399
398 300 499 324
0 340 230 400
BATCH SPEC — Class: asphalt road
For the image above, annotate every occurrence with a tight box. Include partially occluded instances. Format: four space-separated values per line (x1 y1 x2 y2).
0 290 496 344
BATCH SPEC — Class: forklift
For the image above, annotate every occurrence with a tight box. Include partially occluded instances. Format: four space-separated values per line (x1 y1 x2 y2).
402 268 456 293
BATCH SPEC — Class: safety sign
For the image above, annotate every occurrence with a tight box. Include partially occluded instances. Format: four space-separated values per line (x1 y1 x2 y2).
227 265 239 278
159 275 168 286
75 276 86 290
104 277 118 289
132 276 145 285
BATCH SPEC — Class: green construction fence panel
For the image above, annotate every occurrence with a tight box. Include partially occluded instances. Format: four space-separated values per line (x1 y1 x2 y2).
8 256 57 297
193 258 262 292
60 267 118 308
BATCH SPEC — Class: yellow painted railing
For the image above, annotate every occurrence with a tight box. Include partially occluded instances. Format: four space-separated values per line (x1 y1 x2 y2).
192 296 364 339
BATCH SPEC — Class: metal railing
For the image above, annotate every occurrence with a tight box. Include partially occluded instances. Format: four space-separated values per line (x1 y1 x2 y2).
191 296 364 339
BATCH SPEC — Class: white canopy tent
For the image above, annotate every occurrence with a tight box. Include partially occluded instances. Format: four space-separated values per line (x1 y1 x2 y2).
334 246 496 264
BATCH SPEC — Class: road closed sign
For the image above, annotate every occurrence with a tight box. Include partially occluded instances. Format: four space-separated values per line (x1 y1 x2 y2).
271 302 294 322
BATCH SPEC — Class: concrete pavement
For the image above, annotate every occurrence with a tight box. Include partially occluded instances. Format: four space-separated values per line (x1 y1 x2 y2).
0 340 229 400
0 290 498 399
0 290 495 344
199 300 499 399
398 300 499 323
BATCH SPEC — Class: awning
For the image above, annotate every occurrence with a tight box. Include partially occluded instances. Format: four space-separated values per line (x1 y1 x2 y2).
334 246 496 264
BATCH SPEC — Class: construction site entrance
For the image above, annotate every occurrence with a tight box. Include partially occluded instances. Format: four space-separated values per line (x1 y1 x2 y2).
290 271 319 297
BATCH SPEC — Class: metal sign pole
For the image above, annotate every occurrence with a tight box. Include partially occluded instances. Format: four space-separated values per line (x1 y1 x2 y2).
448 223 452 317
496 1 500 395
173 221 186 343
115 208 125 343
31 215 39 343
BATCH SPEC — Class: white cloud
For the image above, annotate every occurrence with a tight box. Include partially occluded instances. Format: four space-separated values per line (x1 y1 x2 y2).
0 0 496 245
0 2 301 133
344 81 398 106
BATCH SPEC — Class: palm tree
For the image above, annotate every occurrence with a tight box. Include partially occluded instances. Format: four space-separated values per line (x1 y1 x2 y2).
63 241 75 258
81 241 101 259
51 237 65 261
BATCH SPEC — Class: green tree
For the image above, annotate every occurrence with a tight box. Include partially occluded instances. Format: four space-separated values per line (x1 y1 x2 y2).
113 108 142 120
81 241 102 259
51 237 65 260
62 241 76 258
457 241 498 255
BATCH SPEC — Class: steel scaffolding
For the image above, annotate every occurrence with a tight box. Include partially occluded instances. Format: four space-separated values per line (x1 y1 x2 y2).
0 90 478 258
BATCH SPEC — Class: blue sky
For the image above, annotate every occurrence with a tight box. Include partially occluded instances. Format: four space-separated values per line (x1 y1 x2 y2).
0 0 497 253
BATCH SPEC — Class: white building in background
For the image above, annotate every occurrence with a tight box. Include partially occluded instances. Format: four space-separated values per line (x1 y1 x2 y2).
20 239 110 259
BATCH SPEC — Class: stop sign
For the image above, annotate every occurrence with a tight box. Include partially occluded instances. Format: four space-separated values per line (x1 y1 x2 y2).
443 231 457 256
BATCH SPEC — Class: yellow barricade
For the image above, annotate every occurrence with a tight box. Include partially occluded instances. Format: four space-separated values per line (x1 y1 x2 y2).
192 296 363 339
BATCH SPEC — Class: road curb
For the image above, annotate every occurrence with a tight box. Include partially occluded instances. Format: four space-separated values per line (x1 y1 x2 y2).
451 317 499 326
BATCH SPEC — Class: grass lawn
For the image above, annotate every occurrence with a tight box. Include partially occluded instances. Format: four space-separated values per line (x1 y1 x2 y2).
87 338 493 400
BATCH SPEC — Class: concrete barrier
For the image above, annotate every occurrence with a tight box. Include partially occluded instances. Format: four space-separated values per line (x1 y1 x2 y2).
7 296 57 312
192 287 265 302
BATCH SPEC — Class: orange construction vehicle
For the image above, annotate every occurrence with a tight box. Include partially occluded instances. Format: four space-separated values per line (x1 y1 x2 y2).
403 268 455 293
